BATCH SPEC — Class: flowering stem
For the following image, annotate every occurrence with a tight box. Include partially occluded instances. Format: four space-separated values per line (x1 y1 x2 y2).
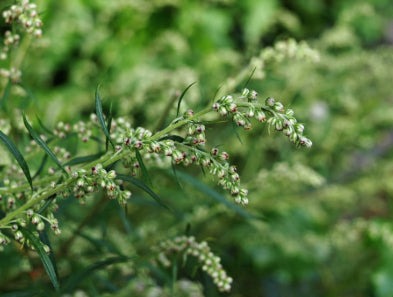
0 106 213 228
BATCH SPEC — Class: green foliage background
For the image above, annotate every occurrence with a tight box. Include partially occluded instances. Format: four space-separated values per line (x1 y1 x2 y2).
1 0 393 296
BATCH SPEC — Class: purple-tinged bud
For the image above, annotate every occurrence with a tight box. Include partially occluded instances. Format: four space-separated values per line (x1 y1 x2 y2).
219 151 229 160
211 148 219 156
196 124 205 133
265 97 275 107
248 90 258 101
229 103 237 113
134 140 143 149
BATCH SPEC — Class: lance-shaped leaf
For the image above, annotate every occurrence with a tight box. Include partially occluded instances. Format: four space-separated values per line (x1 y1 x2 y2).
0 79 11 109
0 130 33 190
135 149 152 186
19 227 60 291
95 86 115 150
63 152 104 166
172 170 262 220
23 113 68 175
62 256 129 293
117 174 171 211
36 115 54 136
176 82 197 116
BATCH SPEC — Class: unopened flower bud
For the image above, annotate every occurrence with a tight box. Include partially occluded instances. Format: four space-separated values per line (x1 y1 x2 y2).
229 103 237 113
218 107 228 116
241 88 250 97
265 97 275 107
256 111 266 122
14 231 23 242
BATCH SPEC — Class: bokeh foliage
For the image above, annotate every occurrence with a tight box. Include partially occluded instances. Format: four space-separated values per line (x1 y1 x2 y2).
1 0 393 296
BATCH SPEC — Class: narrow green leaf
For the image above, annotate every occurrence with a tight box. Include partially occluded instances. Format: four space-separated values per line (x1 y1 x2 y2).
176 82 197 117
117 174 171 211
36 115 54 136
159 135 185 143
0 79 12 109
62 256 129 293
171 259 178 296
106 102 113 151
1 290 43 297
38 194 57 214
173 170 261 220
243 66 256 89
32 154 48 180
76 231 125 255
171 162 183 189
232 121 243 144
95 86 115 150
135 149 152 186
0 130 33 190
19 227 60 291
23 113 68 176
63 152 104 166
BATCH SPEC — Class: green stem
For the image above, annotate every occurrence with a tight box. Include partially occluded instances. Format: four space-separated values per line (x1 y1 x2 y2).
0 106 213 228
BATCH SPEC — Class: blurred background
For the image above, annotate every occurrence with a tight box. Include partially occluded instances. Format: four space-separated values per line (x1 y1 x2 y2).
1 0 393 296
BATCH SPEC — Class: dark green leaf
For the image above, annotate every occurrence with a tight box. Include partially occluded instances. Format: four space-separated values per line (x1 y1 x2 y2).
243 66 256 89
173 170 261 220
232 121 243 144
0 130 33 190
36 115 54 136
38 194 57 214
95 86 115 150
158 135 185 143
176 82 197 117
23 113 68 176
106 101 113 151
32 154 48 180
63 152 104 166
1 290 43 297
117 174 171 211
135 149 152 186
19 227 60 291
0 79 11 109
62 256 129 293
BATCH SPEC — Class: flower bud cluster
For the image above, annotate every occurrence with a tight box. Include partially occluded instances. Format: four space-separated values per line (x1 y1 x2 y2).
2 0 43 37
1 1 43 82
213 94 256 130
261 38 320 64
110 122 154 173
0 67 22 82
1 31 20 61
53 146 71 163
0 231 10 250
71 164 131 205
149 140 249 205
24 209 61 235
263 97 312 148
108 113 249 204
53 119 93 142
212 89 312 148
156 236 233 292
184 122 206 146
